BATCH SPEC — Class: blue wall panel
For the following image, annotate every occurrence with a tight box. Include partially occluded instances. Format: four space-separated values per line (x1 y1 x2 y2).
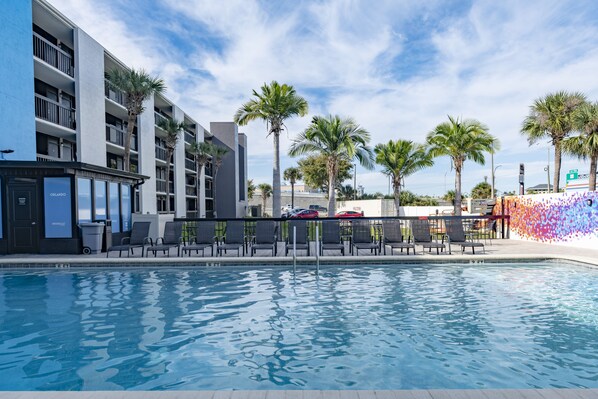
0 0 36 160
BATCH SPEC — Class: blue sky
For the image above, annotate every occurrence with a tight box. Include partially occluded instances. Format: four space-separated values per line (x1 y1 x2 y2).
53 0 598 195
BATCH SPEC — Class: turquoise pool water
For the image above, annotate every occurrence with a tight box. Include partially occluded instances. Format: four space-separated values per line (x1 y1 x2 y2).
1 262 597 390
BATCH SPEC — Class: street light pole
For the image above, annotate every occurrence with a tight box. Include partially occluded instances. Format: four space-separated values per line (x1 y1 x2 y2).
492 165 502 198
353 163 357 200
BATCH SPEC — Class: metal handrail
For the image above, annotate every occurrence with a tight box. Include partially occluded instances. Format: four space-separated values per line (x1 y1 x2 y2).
33 32 74 77
34 94 75 130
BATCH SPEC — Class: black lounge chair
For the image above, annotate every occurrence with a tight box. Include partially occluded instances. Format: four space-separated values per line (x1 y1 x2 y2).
146 221 184 257
217 220 245 256
107 221 152 257
351 220 379 256
381 220 415 255
445 219 485 254
285 220 310 256
320 220 345 256
411 219 446 254
251 221 278 256
182 221 217 257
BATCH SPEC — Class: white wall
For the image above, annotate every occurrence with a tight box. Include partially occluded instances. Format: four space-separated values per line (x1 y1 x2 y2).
138 97 157 214
172 105 186 218
338 199 457 217
74 28 106 166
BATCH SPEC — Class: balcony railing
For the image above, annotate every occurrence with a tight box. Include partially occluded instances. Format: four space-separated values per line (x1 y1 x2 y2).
184 130 195 144
155 146 168 161
104 80 125 106
205 189 213 199
36 154 62 162
35 94 76 130
204 165 213 177
186 186 197 196
185 158 196 171
154 112 170 127
156 180 174 194
106 125 137 151
33 32 74 77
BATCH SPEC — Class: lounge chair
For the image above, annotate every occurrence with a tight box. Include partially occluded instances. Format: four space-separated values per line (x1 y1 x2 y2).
381 220 415 255
146 221 184 257
107 221 152 257
285 220 310 256
251 221 278 256
320 220 345 256
217 220 246 256
445 219 485 254
411 219 446 254
351 220 379 255
181 221 217 257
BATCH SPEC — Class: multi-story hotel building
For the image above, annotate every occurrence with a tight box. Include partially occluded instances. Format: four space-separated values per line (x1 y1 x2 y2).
0 0 247 254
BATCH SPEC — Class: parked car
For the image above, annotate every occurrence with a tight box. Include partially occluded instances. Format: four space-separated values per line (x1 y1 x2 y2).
282 207 306 219
335 210 364 218
289 209 319 219
309 205 328 217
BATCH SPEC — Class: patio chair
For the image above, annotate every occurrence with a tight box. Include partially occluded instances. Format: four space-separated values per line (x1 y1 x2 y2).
251 221 278 256
445 219 485 254
411 219 446 254
146 221 184 257
285 220 310 256
320 220 345 256
181 221 217 257
107 221 152 258
381 220 415 255
474 219 496 245
217 220 246 256
351 220 379 256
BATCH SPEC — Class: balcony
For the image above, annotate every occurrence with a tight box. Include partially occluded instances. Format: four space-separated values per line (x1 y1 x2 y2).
184 130 195 144
185 158 196 171
156 180 174 194
106 124 137 151
154 112 170 127
204 164 213 177
35 94 75 130
104 80 125 106
36 154 62 162
205 189 213 199
155 146 168 162
186 186 197 196
33 32 74 77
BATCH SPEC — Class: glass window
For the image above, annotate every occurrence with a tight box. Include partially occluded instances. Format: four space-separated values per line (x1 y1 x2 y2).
109 182 120 233
94 181 107 220
121 184 131 232
44 177 72 238
77 178 92 224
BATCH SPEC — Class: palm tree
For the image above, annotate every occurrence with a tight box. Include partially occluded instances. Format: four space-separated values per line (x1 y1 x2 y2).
337 184 355 201
258 183 272 217
521 91 586 192
374 140 434 215
156 118 185 214
189 141 215 217
247 179 256 200
563 101 598 191
105 68 165 171
426 116 498 216
283 167 302 209
289 115 374 215
234 81 308 218
210 145 229 218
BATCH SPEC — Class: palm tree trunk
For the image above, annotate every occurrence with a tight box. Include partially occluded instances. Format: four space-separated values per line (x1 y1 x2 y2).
590 154 597 191
272 133 281 218
553 141 562 193
454 166 462 216
327 160 337 216
212 166 220 218
262 196 267 216
165 149 173 214
124 113 136 172
393 177 401 216
196 162 204 218
291 183 295 209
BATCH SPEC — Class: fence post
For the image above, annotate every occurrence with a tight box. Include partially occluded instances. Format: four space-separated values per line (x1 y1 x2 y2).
293 226 297 273
315 224 320 274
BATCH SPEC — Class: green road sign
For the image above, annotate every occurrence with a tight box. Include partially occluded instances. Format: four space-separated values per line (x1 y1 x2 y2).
566 172 578 181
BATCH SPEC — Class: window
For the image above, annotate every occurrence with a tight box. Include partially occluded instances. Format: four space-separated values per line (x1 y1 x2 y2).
45 177 72 238
94 181 107 220
77 178 92 223
121 185 131 232
109 182 120 233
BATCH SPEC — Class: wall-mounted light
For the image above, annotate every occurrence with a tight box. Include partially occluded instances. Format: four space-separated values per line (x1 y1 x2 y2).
0 149 14 160
587 199 593 207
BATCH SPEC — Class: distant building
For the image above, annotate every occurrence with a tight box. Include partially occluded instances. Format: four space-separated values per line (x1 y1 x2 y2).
526 184 553 194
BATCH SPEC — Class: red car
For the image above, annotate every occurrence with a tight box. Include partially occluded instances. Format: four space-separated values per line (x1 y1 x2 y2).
335 210 364 218
289 209 319 219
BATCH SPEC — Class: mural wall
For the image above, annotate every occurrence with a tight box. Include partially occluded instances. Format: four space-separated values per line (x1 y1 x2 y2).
499 192 598 249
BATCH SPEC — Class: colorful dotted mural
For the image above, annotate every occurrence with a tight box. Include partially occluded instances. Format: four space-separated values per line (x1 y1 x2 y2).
498 192 598 243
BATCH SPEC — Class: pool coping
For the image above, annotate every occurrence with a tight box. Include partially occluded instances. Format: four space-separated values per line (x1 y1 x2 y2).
0 253 597 269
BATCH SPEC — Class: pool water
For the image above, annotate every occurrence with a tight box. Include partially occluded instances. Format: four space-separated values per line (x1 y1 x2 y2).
1 262 598 390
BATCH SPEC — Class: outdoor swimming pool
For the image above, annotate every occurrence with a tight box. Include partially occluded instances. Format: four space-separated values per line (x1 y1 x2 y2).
1 262 597 391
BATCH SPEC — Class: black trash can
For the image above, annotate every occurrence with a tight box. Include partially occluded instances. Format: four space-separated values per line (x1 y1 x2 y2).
80 223 105 255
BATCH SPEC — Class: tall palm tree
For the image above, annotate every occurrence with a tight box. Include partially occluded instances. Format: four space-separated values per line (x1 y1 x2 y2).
189 141 215 217
234 81 308 218
288 115 374 215
210 145 229 218
563 101 598 191
283 167 302 209
426 116 498 216
374 140 434 215
521 91 586 192
105 68 165 171
247 179 256 200
258 183 272 217
156 118 185 214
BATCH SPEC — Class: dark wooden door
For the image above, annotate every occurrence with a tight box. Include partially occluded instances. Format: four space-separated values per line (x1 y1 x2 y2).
8 184 39 253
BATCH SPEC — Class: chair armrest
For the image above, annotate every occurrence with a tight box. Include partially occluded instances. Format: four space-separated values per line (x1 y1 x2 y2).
143 237 153 246
121 237 131 245
155 237 164 245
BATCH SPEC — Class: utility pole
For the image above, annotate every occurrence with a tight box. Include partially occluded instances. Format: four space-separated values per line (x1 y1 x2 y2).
353 163 357 200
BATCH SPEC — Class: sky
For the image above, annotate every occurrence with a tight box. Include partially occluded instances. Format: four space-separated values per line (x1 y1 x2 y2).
51 0 598 196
